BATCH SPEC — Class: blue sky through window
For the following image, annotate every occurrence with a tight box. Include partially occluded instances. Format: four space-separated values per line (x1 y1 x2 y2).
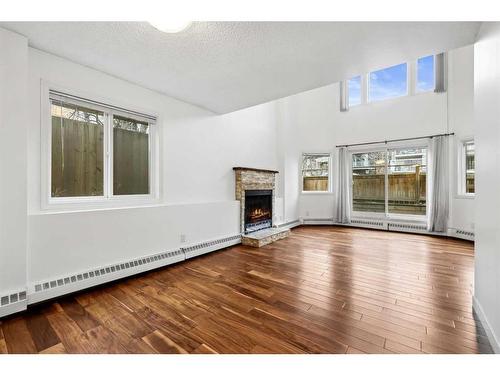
369 63 407 102
417 55 435 92
348 76 361 106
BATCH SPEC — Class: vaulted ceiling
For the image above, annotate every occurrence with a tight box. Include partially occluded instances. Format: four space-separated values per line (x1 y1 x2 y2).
1 22 481 113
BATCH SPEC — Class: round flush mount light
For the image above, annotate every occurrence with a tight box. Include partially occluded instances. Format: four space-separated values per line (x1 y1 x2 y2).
148 20 192 33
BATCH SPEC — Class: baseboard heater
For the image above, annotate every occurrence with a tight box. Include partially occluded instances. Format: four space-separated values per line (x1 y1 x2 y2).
301 217 335 225
182 234 242 259
388 222 428 233
20 233 242 309
450 228 475 241
277 219 301 229
350 218 387 230
0 289 28 317
302 217 474 240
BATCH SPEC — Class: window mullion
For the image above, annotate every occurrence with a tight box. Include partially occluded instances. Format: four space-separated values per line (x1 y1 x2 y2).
361 74 368 105
104 112 112 199
385 149 389 218
408 60 416 96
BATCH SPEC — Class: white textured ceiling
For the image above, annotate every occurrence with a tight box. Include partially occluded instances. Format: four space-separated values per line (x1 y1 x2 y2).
1 22 480 113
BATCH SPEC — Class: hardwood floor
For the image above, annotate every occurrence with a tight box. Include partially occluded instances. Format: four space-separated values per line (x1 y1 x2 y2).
0 226 492 354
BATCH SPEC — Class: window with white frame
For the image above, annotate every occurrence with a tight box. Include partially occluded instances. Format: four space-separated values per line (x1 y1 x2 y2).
352 146 427 216
348 76 362 107
368 63 408 102
459 140 475 195
49 91 155 202
301 153 331 192
416 55 435 92
341 54 444 111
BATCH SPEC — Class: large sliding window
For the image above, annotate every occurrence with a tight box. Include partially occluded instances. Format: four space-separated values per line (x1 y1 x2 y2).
387 148 427 215
48 91 156 205
352 147 427 217
352 151 386 213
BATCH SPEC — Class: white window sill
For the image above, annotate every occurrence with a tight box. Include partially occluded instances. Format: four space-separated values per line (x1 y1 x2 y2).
351 212 427 223
387 214 427 223
301 191 334 195
455 194 475 200
41 196 161 214
345 89 435 111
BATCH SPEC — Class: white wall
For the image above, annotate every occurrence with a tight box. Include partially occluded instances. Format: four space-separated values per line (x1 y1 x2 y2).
448 46 476 233
25 44 475 287
22 47 281 293
276 45 475 232
0 25 476 317
473 22 500 353
28 202 240 283
0 28 28 313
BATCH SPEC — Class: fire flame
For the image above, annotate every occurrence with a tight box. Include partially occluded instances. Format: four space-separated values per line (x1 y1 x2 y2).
249 208 270 221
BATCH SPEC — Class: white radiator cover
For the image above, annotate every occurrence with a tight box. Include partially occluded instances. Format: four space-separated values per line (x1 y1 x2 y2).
0 289 28 317
0 233 242 317
302 217 474 240
448 228 475 241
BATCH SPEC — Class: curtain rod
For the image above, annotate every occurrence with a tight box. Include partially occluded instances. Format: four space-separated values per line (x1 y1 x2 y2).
335 132 455 148
49 89 157 121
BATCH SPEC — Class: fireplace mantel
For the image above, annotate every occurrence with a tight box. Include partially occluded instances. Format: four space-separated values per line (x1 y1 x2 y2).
232 167 279 174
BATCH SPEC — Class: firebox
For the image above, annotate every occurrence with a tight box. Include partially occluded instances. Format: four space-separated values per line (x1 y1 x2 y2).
244 190 272 233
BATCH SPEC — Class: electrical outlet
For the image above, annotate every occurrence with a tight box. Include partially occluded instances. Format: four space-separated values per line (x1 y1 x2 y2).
180 234 186 243
306 211 310 217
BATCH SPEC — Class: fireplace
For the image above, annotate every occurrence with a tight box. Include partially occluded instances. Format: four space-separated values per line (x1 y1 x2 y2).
244 190 272 233
234 167 289 246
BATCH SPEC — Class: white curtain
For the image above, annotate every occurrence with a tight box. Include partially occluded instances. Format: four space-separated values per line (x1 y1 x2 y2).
339 81 349 112
434 52 447 93
336 147 351 223
427 135 449 232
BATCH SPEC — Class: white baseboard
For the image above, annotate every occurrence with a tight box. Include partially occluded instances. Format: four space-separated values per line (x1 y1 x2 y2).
182 234 241 259
276 219 301 230
0 233 242 318
28 250 186 305
473 296 500 354
302 218 475 241
0 289 28 318
448 227 475 241
301 217 335 225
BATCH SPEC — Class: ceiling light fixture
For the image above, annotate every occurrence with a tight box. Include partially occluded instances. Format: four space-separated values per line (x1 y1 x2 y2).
148 20 192 33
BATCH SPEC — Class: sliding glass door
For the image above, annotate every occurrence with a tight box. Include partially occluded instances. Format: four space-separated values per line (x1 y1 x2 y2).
387 148 427 215
351 147 427 217
352 151 386 213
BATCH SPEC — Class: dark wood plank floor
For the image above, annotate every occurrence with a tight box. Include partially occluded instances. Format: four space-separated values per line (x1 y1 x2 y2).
0 226 492 354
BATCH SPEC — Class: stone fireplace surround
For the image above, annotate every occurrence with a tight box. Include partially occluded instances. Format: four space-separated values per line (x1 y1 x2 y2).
233 167 290 247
